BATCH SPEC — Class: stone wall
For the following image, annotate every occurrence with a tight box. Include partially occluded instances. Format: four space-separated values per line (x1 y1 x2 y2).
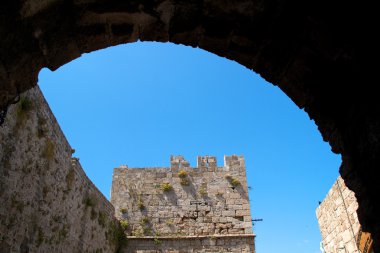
0 86 121 253
316 177 369 253
2 1 380 250
125 235 255 253
111 155 255 252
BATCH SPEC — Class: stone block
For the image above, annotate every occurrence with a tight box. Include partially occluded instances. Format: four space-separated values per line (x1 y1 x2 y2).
236 210 250 216
109 152 254 251
222 210 235 217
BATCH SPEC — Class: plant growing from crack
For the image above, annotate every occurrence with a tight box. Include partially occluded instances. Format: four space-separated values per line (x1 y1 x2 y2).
225 175 241 186
178 170 188 178
161 182 173 192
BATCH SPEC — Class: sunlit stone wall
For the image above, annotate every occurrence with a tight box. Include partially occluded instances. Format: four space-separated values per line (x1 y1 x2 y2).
316 177 362 253
111 155 256 252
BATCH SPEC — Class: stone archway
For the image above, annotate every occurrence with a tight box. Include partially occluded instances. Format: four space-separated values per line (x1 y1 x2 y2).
1 1 379 251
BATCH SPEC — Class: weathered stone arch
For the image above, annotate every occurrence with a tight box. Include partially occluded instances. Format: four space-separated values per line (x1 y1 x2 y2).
1 1 378 251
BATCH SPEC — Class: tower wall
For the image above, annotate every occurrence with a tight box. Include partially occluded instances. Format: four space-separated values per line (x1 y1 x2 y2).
111 155 255 252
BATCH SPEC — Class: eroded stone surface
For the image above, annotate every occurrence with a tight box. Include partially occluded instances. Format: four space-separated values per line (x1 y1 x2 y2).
317 177 374 253
0 0 379 251
125 235 255 253
0 86 120 252
111 155 255 252
317 177 361 253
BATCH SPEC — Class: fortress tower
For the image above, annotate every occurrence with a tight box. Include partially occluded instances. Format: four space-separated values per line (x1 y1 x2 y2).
111 155 256 253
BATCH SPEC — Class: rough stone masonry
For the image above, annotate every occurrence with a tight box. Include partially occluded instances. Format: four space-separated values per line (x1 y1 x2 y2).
316 177 374 253
0 86 255 252
0 86 122 253
1 1 380 250
111 155 256 252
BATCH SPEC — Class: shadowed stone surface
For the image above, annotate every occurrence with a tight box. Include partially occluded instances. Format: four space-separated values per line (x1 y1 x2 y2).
0 86 121 252
0 0 379 251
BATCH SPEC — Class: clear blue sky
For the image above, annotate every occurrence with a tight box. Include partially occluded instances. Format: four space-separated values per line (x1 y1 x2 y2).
38 42 340 253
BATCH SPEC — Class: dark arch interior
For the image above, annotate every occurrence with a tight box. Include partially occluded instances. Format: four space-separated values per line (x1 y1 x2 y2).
1 1 379 251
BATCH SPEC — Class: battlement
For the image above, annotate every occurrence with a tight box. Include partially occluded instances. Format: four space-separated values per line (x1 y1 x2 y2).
224 154 245 168
115 155 246 173
197 155 217 169
111 154 252 235
170 155 190 169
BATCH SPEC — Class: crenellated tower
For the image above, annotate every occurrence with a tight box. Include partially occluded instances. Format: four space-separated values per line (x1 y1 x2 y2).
111 155 255 253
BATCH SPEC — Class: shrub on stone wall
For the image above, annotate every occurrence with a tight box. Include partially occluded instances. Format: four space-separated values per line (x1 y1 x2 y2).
37 117 47 138
199 186 207 197
140 216 150 225
231 178 241 186
108 222 127 253
132 228 144 237
17 97 33 117
65 169 75 190
225 175 241 186
42 140 55 160
120 220 129 230
154 237 162 245
178 170 188 178
160 182 173 192
180 178 190 186
98 211 107 227
84 196 96 208
138 196 145 210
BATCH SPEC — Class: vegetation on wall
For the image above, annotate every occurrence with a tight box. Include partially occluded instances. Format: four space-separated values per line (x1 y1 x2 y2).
15 96 34 128
108 221 127 253
37 117 47 138
178 170 188 178
131 228 144 237
225 175 241 187
98 211 107 228
42 140 55 160
180 178 190 186
120 220 129 231
84 195 96 209
140 216 150 225
36 227 45 247
231 178 241 186
178 170 190 186
65 169 75 190
138 196 145 210
1 88 120 253
198 186 207 197
17 97 33 117
160 182 173 192
91 208 98 220
154 237 162 245
58 225 69 241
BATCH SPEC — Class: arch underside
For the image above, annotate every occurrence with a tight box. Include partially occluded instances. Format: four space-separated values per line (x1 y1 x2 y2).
0 1 379 251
